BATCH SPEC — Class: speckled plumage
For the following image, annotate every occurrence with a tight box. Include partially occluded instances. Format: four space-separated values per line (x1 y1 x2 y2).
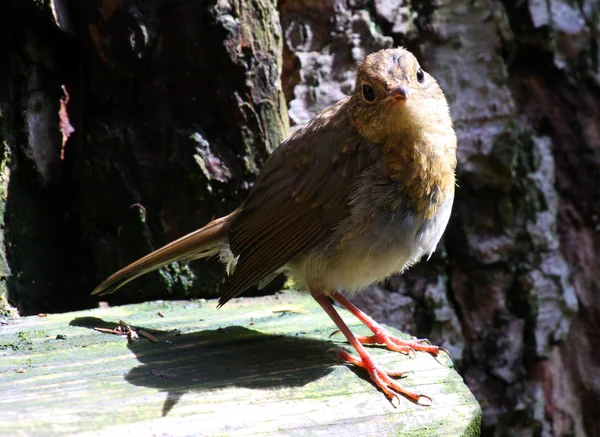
92 47 457 405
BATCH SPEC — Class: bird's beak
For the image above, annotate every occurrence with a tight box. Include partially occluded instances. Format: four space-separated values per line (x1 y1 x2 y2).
385 85 410 103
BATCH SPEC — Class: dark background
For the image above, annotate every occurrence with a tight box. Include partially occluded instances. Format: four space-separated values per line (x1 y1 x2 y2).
1 0 599 435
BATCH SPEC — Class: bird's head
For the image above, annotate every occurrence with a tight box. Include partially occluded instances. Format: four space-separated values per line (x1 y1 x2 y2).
349 47 453 145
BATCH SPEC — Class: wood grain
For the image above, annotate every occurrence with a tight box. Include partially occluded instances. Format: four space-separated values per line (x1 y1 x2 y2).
0 291 481 436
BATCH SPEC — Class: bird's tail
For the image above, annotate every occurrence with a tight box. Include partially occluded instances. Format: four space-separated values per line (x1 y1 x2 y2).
91 210 238 296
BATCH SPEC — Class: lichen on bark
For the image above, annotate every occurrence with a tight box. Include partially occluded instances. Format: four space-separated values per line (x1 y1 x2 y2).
0 0 289 310
0 144 15 318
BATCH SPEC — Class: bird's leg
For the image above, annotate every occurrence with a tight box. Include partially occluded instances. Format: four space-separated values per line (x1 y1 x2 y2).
312 292 431 406
329 291 449 358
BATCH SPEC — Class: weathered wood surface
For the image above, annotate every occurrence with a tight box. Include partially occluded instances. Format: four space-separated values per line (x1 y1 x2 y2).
1 291 481 436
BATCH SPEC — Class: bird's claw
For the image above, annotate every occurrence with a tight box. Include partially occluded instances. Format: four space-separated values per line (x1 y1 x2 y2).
389 392 433 408
412 336 450 357
416 393 433 407
330 347 432 406
354 331 450 360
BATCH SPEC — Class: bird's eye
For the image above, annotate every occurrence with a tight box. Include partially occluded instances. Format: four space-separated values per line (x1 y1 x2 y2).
416 68 424 83
362 84 376 103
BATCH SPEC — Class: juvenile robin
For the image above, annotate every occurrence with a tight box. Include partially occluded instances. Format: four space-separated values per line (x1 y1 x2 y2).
93 47 457 406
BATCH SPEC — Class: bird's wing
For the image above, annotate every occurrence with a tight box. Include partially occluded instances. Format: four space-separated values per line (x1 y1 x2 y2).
220 99 372 305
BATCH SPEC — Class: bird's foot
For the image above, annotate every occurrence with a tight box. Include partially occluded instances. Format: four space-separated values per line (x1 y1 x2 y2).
331 347 432 407
327 291 449 360
355 330 449 358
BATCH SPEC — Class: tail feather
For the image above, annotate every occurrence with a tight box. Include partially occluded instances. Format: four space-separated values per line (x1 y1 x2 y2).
92 210 238 296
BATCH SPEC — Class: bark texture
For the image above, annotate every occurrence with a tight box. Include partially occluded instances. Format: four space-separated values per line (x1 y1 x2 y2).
0 0 288 313
1 0 599 436
279 0 597 436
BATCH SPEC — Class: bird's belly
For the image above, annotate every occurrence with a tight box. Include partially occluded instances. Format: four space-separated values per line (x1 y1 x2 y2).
288 187 454 294
320 246 416 291
290 214 427 293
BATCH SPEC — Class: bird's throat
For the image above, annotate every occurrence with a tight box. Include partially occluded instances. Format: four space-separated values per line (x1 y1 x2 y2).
381 135 456 220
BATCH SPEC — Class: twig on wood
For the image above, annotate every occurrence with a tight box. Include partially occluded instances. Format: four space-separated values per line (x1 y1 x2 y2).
138 330 157 343
94 320 157 343
94 327 120 335
272 306 310 314
119 320 139 341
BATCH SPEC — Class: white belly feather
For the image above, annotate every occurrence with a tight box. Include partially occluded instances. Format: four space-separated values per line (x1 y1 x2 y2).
289 185 454 294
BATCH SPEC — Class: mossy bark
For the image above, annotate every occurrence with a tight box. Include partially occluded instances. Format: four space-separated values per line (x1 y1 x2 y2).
0 145 13 318
0 0 288 312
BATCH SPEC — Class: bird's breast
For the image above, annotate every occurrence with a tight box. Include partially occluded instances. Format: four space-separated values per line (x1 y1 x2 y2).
288 168 455 293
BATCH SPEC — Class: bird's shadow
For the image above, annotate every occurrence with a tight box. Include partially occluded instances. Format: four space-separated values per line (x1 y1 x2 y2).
70 317 337 416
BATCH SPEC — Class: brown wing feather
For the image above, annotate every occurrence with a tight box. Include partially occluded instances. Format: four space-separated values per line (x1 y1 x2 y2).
219 98 373 306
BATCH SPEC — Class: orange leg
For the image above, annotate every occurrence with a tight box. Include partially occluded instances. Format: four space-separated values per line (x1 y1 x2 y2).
330 291 449 358
312 292 432 406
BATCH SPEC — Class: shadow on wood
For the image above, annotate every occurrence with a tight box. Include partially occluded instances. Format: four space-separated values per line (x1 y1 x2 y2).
70 316 335 416
1 293 481 436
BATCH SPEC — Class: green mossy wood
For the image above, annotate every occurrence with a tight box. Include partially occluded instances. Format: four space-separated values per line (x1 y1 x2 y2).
1 292 481 436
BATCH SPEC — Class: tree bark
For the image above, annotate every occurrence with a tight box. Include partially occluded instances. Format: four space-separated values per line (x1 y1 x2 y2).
281 0 597 436
0 0 288 313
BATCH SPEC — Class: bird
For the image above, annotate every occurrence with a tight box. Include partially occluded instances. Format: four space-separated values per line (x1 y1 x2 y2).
92 47 457 406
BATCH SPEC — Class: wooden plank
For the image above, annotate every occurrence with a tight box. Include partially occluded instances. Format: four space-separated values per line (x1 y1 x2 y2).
0 291 481 436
